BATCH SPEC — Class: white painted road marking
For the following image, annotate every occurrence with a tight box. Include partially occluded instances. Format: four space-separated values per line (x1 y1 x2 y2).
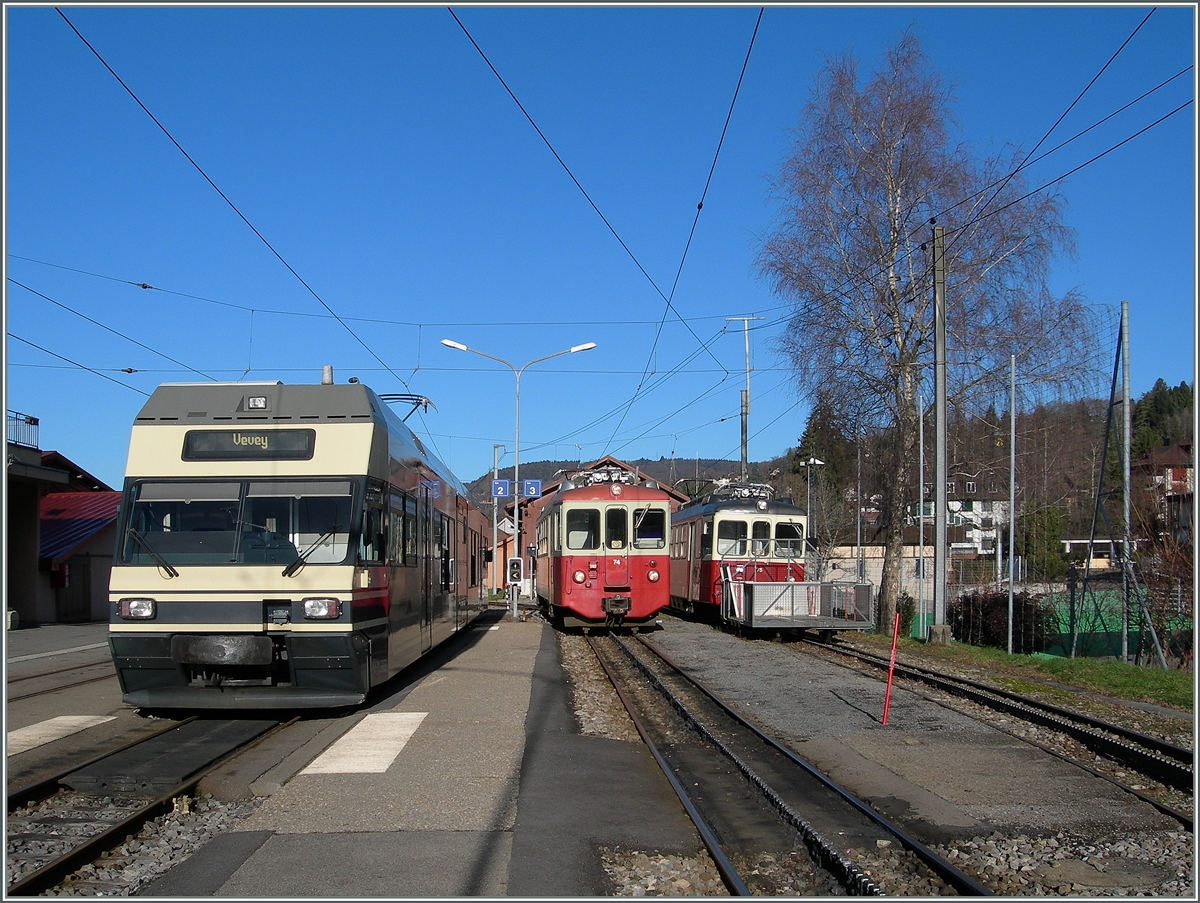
300 712 428 774
7 715 117 756
8 642 109 664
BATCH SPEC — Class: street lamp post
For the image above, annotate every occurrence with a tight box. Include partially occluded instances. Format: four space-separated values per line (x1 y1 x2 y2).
491 443 505 594
441 338 596 618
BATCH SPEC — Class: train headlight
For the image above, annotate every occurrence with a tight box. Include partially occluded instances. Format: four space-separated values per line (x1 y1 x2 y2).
302 597 342 619
647 570 660 582
610 484 623 497
117 598 156 620
573 570 587 584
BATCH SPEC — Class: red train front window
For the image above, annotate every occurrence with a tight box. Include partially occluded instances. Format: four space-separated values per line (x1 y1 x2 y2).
566 509 600 551
716 520 747 556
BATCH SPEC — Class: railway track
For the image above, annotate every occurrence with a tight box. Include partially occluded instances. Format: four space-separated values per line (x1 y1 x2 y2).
6 652 119 704
6 668 116 703
800 636 1194 827
586 632 992 896
6 717 288 896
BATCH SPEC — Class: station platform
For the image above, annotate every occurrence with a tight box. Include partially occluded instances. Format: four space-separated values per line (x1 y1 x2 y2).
141 610 701 896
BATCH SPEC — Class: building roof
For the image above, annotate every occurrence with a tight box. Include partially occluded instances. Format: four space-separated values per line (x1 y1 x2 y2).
39 491 122 564
40 451 113 492
1136 439 1193 470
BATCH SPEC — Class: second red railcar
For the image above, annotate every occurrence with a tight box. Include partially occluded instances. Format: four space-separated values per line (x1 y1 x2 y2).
534 467 672 631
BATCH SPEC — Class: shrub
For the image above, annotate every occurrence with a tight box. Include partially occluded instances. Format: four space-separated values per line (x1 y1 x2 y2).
897 591 916 639
949 589 1057 654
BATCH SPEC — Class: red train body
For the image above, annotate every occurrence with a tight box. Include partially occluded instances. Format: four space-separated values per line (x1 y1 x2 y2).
670 482 873 634
534 468 672 630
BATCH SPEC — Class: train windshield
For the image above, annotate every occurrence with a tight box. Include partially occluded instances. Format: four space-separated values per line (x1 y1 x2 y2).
565 508 601 551
119 479 356 566
716 519 748 556
775 521 804 557
632 507 666 549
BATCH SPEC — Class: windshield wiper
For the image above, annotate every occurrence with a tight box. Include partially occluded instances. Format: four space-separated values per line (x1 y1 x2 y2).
281 526 339 578
125 529 179 578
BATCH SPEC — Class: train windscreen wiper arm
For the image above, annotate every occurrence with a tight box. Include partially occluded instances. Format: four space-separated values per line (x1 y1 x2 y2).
125 529 179 578
281 526 338 578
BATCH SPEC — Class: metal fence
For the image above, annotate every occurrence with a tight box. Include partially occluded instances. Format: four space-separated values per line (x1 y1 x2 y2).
6 410 39 449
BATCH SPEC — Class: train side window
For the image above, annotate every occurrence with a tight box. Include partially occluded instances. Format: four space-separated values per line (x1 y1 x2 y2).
389 492 406 565
565 508 600 551
404 496 418 565
775 521 804 557
700 520 713 557
633 507 666 549
751 520 771 557
716 519 747 557
605 507 628 550
359 507 386 564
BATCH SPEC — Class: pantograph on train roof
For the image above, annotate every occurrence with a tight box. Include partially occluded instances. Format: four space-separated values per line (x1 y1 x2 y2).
562 465 652 489
681 480 779 509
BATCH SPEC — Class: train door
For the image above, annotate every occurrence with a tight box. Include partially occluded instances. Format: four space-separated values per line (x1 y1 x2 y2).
688 522 701 602
603 506 629 585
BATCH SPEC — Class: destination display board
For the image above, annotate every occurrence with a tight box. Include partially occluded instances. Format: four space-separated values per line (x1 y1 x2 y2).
182 429 316 461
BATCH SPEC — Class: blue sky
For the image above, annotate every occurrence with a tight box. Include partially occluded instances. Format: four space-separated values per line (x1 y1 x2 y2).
4 3 1195 492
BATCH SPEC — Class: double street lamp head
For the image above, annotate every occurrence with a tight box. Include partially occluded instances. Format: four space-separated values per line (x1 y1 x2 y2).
440 338 596 367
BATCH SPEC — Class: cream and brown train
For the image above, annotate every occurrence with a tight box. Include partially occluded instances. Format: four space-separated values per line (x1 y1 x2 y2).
108 373 489 708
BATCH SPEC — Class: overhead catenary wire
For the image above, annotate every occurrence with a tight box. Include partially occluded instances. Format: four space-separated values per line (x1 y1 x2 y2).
21 9 1185 484
7 254 797 330
8 334 150 396
8 278 217 382
54 7 465 465
601 8 762 455
945 6 1158 258
761 8 1185 394
54 7 416 398
446 6 726 373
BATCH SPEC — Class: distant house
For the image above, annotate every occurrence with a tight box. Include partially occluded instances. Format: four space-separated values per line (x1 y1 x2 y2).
1134 439 1194 547
39 490 123 622
905 467 1011 559
7 409 116 626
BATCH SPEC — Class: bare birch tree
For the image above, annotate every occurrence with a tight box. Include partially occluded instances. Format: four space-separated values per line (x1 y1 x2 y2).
758 32 1101 635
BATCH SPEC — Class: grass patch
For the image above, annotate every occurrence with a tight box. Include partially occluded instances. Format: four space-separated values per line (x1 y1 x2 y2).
845 631 1194 711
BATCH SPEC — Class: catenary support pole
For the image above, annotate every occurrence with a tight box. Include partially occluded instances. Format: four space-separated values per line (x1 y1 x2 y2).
933 224 947 626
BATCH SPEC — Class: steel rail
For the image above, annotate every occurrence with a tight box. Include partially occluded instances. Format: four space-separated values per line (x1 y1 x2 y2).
812 640 1193 793
7 672 117 703
6 717 296 896
633 635 993 898
6 660 115 685
7 716 198 812
584 636 751 896
836 642 1192 765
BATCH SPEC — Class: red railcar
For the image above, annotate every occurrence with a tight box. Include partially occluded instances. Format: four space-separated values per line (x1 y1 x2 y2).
669 482 872 635
534 467 671 631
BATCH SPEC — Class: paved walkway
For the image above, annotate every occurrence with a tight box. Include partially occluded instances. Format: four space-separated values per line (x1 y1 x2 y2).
143 616 700 896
